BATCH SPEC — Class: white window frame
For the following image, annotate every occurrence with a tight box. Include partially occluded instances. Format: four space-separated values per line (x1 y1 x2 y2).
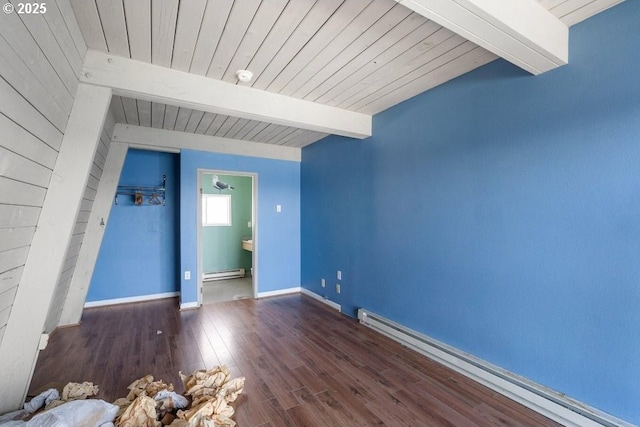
202 194 232 226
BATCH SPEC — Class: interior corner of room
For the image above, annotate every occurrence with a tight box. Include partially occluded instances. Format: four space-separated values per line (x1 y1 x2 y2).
0 0 638 425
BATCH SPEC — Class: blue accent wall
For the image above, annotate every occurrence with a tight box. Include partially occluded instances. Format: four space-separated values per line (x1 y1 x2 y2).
88 149 180 301
302 3 639 424
180 150 300 303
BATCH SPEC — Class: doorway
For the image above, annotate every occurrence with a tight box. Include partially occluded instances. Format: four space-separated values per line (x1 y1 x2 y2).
196 169 257 305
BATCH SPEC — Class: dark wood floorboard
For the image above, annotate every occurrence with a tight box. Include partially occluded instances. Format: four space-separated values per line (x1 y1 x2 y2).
29 294 562 426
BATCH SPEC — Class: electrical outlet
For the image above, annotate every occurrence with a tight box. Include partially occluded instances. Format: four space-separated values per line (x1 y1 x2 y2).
321 278 325 288
184 271 191 280
336 283 341 294
337 270 342 280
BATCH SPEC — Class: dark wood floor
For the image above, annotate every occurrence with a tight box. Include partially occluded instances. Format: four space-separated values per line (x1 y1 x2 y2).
30 294 561 426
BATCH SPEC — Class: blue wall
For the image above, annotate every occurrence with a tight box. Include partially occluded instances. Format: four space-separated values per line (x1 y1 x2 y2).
88 149 180 301
302 3 639 424
180 150 300 303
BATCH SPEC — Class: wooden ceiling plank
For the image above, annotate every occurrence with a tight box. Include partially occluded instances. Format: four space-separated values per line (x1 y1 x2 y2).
0 35 70 130
109 96 126 124
194 112 216 134
163 104 180 130
547 0 592 17
189 0 234 75
221 0 290 83
96 0 130 57
171 0 208 72
267 127 298 145
206 0 262 79
0 113 57 170
555 0 623 26
14 12 79 96
314 17 443 106
55 0 88 59
173 107 192 132
285 130 328 148
184 110 205 133
395 0 567 74
0 13 73 113
151 0 179 67
205 114 228 136
233 120 261 140
251 0 344 91
120 97 140 125
43 0 84 73
216 116 240 137
70 0 108 51
137 99 152 127
0 79 63 152
151 102 166 128
253 124 287 143
225 118 251 139
244 0 316 87
242 122 271 141
123 0 151 62
82 50 372 138
267 0 373 94
281 0 396 97
114 124 301 162
345 38 477 111
292 3 413 99
277 128 306 146
359 46 496 113
261 125 293 144
329 27 461 108
249 123 276 142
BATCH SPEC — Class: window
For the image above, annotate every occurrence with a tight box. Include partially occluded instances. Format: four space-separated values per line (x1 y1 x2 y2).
202 194 231 226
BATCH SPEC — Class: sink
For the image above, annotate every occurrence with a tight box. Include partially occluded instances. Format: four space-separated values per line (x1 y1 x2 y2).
242 239 253 252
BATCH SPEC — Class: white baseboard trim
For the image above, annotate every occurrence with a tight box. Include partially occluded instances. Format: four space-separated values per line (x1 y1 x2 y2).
180 301 199 310
357 308 633 427
257 287 301 298
84 292 179 308
300 288 341 312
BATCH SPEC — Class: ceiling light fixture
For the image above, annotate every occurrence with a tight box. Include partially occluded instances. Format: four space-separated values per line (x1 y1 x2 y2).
236 70 253 83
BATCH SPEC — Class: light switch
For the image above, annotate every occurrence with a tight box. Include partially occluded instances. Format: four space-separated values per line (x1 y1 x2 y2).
276 204 282 212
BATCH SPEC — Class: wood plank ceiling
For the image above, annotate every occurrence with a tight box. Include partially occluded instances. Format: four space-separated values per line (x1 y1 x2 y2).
71 0 623 148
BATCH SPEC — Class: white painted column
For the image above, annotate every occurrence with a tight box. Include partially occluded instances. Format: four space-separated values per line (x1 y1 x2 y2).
0 83 111 413
58 141 128 327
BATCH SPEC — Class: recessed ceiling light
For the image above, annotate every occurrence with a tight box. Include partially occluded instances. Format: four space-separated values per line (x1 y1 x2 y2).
236 70 253 83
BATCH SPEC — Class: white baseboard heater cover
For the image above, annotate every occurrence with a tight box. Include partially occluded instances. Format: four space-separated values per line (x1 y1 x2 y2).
357 308 632 427
203 269 245 281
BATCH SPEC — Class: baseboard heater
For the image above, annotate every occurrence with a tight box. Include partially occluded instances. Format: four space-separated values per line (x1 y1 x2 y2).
357 308 632 427
203 269 245 282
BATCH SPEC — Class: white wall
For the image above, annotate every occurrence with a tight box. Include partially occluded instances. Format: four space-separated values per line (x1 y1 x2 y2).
0 0 87 346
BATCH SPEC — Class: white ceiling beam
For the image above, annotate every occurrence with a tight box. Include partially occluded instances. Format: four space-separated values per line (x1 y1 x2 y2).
395 0 568 75
81 50 371 139
113 124 302 162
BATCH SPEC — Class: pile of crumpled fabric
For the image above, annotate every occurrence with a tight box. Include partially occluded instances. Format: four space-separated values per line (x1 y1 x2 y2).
0 365 245 427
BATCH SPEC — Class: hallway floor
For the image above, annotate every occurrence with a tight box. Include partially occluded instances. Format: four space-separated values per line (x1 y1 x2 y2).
202 276 253 304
